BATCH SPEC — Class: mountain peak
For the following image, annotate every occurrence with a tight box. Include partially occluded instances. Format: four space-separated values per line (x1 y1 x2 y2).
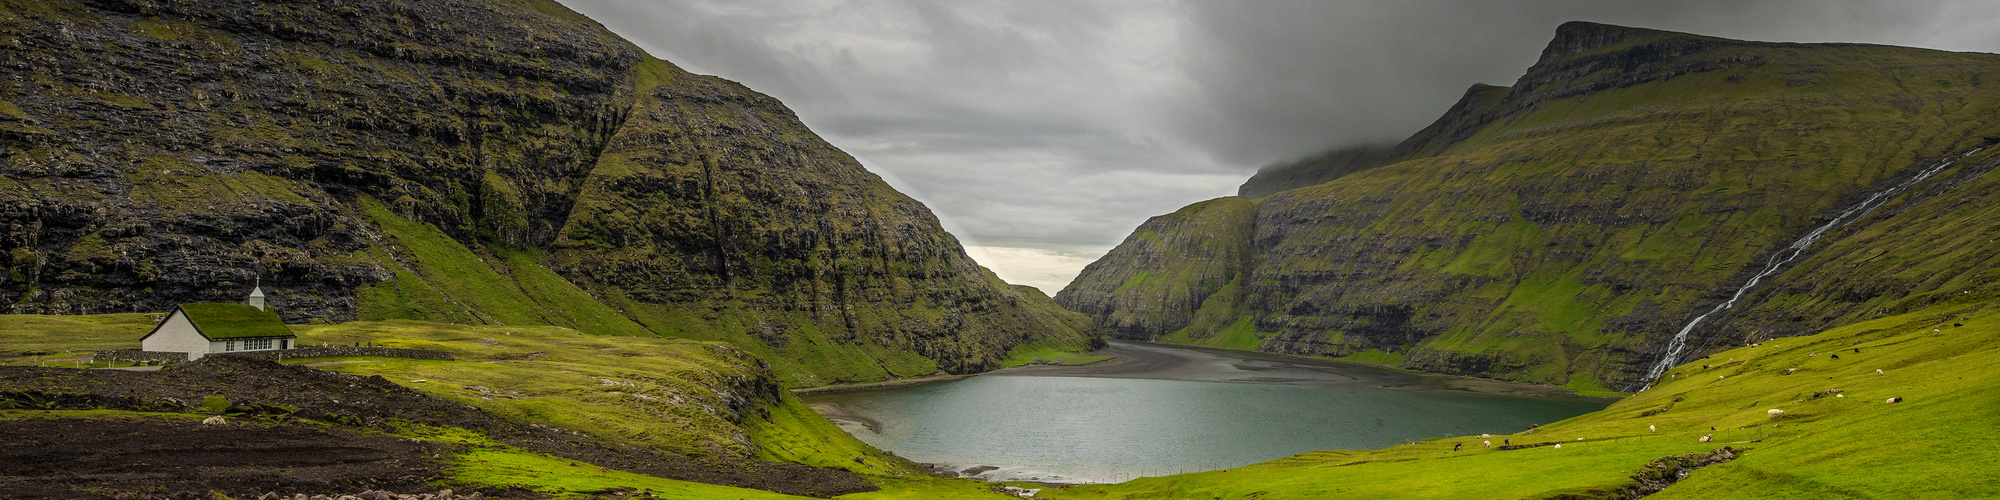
1537 21 1676 61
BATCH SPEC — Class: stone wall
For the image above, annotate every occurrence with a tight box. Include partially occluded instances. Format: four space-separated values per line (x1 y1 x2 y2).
91 349 190 364
94 346 454 364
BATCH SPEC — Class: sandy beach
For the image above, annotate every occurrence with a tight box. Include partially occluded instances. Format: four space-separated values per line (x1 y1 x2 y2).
807 402 881 434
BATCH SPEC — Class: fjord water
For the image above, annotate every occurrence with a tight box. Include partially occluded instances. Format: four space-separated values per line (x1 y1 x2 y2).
804 342 1606 483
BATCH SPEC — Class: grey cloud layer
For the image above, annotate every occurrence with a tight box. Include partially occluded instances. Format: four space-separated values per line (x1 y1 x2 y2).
558 0 2000 287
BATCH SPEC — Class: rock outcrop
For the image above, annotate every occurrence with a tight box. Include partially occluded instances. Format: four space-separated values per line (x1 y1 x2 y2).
1060 22 2000 389
0 0 1093 387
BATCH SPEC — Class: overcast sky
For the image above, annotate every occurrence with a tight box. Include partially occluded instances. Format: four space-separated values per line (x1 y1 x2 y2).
557 0 2000 293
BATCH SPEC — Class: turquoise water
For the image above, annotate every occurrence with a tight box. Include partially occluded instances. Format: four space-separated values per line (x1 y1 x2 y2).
804 343 1607 483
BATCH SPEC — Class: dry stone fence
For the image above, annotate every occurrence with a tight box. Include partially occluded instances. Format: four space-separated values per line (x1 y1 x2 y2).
93 346 453 364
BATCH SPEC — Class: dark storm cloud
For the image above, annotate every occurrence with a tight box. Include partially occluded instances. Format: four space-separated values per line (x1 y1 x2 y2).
1165 0 1986 165
557 0 2000 291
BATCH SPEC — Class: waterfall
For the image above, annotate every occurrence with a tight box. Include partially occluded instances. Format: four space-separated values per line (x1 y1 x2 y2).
1636 147 1986 390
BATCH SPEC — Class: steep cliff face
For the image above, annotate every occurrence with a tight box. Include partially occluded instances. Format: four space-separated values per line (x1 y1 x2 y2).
1063 22 2000 389
1056 197 1254 343
0 0 1093 386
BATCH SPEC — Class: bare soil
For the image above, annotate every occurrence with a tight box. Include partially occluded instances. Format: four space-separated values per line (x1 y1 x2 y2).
0 415 449 499
0 357 877 498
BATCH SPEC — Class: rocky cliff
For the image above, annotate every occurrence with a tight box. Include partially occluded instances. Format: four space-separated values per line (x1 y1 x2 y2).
1058 22 2000 390
0 0 1093 387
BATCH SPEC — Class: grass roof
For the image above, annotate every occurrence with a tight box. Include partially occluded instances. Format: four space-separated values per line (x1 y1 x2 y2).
178 303 294 339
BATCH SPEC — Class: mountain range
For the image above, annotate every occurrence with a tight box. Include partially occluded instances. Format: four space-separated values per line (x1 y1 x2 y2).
1058 21 2000 391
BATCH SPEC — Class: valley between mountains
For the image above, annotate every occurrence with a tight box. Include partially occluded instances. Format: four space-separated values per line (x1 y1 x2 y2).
3 2 1999 499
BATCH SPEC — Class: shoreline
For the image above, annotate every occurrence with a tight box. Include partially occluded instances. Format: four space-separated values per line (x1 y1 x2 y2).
788 372 968 396
806 402 881 434
992 341 1620 402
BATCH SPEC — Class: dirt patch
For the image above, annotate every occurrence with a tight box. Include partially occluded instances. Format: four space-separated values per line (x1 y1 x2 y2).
0 415 449 499
0 358 877 498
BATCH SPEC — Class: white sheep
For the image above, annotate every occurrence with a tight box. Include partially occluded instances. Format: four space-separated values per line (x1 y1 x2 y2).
1767 409 1785 417
1649 425 1656 432
1699 434 1712 443
1886 397 1903 403
1554 443 1562 449
1876 369 1885 375
1480 433 1491 439
1483 440 1491 448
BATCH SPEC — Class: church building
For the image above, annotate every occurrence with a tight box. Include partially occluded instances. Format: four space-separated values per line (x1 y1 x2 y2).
140 285 296 360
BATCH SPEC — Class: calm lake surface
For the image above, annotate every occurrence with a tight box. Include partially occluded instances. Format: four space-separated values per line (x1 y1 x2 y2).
802 342 1607 483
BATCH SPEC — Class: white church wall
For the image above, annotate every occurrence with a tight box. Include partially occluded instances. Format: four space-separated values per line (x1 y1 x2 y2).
141 309 212 359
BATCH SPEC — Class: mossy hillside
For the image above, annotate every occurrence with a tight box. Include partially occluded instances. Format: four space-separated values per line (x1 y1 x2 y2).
1055 197 1255 342
0 0 636 317
1063 23 2000 389
1041 298 2000 499
286 320 916 474
541 61 1097 385
1706 147 2000 346
1 0 1096 386
291 321 1030 498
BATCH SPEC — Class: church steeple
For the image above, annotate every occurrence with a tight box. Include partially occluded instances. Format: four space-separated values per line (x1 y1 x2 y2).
248 279 266 311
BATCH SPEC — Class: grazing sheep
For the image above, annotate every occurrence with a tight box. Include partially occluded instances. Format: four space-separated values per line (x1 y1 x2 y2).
1480 433 1491 439
1700 435 1713 443
1831 354 1840 359
1786 368 1796 374
1649 425 1656 433
1887 397 1903 403
1454 443 1462 452
1483 440 1491 448
1876 369 1885 375
1767 409 1785 417
1504 439 1511 445
1554 444 1562 449
1719 375 1727 380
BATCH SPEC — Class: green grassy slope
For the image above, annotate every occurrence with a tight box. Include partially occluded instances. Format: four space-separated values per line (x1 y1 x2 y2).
1055 197 1257 345
1041 298 2000 499
0 0 1098 389
289 320 918 474
0 317 1029 498
1060 21 2000 389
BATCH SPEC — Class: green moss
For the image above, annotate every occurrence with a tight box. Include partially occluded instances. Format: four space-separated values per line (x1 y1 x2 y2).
0 99 27 120
1336 348 1405 366
126 17 176 41
91 91 148 109
177 303 291 339
630 55 678 93
197 395 230 413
